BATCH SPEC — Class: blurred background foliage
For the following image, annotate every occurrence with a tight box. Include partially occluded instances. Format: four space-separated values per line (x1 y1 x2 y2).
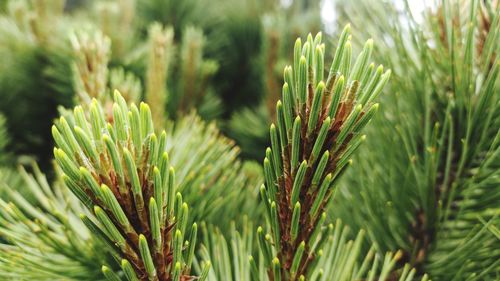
0 0 325 166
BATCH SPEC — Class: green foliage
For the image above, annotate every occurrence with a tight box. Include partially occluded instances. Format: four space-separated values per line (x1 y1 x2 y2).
52 92 207 280
224 0 324 160
195 219 256 281
203 1 266 118
71 28 111 103
137 0 204 37
0 0 498 280
145 23 173 128
0 2 74 170
0 164 109 280
69 20 221 122
0 101 260 281
170 26 221 120
66 20 260 237
227 104 271 159
0 114 10 164
164 114 262 230
256 27 391 280
196 219 428 281
68 25 260 232
93 0 136 60
109 67 142 104
0 114 21 199
334 0 500 279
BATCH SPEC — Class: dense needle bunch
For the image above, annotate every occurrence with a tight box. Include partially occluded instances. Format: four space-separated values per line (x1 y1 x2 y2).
68 25 259 236
257 25 390 279
334 0 499 278
70 29 111 103
52 92 208 280
146 23 174 129
0 164 108 280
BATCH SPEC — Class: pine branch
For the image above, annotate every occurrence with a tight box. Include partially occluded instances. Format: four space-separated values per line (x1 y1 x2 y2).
195 219 428 281
0 164 108 280
52 92 209 281
305 219 430 281
0 104 259 281
194 218 255 281
255 26 391 280
68 21 259 235
70 28 111 104
94 0 136 59
145 23 174 129
137 0 204 37
174 26 220 119
334 0 500 278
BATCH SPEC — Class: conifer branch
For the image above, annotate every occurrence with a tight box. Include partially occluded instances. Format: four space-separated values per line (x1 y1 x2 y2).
0 164 108 280
335 0 500 278
52 92 207 281
70 29 111 103
175 26 220 119
146 23 174 129
256 26 391 280
197 219 428 281
95 0 136 59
